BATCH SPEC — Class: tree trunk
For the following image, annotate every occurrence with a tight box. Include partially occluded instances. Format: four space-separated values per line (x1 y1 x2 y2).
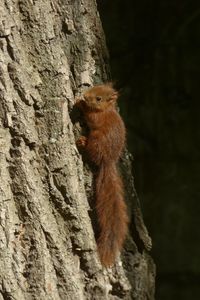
0 1 155 299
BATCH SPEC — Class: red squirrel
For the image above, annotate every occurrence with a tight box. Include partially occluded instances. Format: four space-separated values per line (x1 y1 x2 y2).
76 83 128 266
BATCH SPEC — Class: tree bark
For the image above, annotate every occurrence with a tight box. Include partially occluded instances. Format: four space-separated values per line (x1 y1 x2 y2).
0 1 155 299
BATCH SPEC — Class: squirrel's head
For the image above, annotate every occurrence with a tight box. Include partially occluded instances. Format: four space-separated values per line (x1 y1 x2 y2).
80 83 118 111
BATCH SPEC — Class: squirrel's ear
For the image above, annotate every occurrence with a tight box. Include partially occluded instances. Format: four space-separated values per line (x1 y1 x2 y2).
109 91 118 102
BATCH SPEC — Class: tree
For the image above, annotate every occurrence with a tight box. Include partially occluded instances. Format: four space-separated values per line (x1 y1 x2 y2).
0 0 155 299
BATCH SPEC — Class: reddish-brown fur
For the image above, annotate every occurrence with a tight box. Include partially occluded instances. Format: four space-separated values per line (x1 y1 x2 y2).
76 83 128 266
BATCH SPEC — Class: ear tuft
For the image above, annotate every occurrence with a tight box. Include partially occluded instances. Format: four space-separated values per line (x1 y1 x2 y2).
106 81 114 88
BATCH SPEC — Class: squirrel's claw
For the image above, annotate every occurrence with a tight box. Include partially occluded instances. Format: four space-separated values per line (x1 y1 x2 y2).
76 136 87 148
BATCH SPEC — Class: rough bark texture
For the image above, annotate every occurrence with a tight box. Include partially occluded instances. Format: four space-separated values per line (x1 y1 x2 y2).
0 1 155 299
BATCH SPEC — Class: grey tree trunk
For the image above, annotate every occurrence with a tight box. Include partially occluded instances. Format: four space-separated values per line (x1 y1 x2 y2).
0 1 155 299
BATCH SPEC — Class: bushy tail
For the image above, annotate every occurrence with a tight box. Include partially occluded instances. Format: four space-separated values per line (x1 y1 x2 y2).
96 162 128 266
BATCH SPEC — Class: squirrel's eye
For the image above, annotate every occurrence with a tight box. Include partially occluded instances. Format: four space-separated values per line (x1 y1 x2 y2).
96 96 102 102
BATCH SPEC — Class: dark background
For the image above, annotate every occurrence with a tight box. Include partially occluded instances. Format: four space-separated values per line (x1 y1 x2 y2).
97 1 200 299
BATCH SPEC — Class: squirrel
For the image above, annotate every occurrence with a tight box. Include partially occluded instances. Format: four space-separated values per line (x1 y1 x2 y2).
76 83 128 267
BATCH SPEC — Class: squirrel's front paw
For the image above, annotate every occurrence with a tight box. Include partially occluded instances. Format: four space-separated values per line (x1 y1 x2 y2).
75 96 82 104
76 136 87 148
